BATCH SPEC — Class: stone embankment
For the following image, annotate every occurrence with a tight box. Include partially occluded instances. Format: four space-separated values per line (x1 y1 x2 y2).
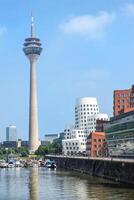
46 155 134 186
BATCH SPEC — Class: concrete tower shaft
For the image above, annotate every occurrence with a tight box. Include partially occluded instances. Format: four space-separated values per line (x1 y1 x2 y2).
23 16 43 152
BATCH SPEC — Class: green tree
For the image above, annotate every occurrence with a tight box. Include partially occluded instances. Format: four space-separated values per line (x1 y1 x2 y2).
16 147 29 157
35 145 48 156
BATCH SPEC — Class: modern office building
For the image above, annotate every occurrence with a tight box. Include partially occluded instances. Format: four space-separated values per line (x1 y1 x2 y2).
23 16 42 152
113 85 134 116
6 125 17 141
44 134 59 144
21 140 29 148
41 141 50 146
104 110 134 158
62 97 108 155
86 132 107 157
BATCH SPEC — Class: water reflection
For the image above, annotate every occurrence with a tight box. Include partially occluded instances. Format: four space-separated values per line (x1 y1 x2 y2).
0 168 134 200
29 168 39 200
0 168 28 200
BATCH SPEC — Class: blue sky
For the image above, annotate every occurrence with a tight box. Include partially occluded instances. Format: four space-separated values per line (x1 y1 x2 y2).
0 0 134 141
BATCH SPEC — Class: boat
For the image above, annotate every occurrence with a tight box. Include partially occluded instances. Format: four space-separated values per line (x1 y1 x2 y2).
45 160 56 169
8 160 15 168
15 160 21 167
0 160 8 168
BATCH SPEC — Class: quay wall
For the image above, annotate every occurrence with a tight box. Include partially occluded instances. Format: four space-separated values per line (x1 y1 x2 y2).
46 156 134 186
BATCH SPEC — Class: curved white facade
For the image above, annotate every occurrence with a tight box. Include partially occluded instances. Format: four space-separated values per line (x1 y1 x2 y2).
96 113 109 121
62 97 109 155
87 113 109 132
75 97 99 130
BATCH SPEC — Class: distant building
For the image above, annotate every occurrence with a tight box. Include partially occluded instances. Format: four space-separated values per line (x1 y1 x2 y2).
6 125 17 142
104 110 134 158
59 132 65 140
16 139 21 148
2 139 28 148
53 132 64 143
113 85 134 116
21 141 29 148
41 141 50 146
86 132 107 157
44 134 59 144
3 141 18 148
0 142 2 147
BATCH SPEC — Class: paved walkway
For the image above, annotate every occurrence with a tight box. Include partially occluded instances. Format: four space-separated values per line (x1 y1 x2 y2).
46 155 134 163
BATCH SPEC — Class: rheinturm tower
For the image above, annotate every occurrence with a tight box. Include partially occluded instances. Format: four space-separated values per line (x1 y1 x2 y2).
23 16 42 153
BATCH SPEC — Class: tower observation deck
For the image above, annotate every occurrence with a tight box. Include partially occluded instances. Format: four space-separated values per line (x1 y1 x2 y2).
23 16 43 153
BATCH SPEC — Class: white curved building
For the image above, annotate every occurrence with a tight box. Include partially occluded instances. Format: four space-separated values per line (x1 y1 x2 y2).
62 97 109 155
75 97 99 130
96 113 109 121
87 113 109 132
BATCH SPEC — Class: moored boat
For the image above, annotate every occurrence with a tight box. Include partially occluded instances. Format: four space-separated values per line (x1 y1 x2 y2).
45 160 56 169
0 160 8 168
8 160 15 168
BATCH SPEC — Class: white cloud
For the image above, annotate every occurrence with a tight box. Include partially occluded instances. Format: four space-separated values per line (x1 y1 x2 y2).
0 26 7 36
59 12 115 39
122 3 134 16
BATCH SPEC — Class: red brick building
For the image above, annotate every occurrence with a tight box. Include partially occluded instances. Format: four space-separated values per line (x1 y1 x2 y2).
86 132 107 157
113 85 134 116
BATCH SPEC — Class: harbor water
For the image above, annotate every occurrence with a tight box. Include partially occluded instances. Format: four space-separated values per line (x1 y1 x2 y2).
0 168 134 200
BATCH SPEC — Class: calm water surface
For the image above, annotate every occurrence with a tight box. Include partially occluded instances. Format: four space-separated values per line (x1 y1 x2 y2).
0 168 134 200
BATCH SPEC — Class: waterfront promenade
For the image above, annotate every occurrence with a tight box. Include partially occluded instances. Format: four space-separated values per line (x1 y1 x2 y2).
46 154 134 163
